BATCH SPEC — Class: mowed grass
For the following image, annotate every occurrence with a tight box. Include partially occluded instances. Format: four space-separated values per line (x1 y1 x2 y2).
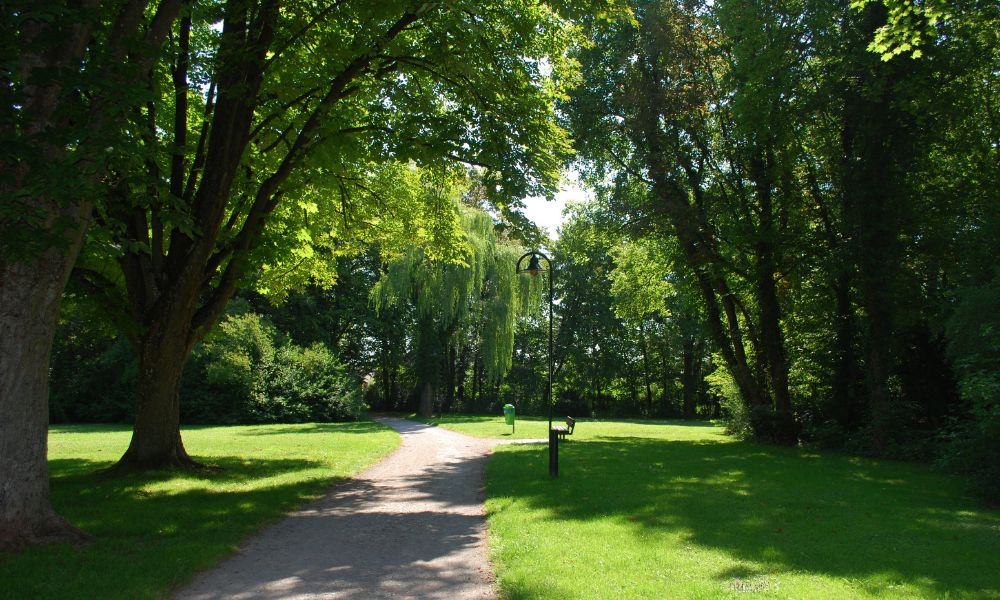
475 418 1000 599
413 412 609 440
0 422 399 600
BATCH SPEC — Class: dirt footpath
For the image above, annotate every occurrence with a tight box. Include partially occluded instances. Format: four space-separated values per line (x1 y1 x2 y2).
175 417 502 600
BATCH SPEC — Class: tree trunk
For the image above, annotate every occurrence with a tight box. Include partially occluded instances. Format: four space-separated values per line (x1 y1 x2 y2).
681 335 698 419
841 2 906 455
418 381 434 418
832 271 859 429
647 176 767 413
443 345 456 413
113 253 208 470
115 326 199 469
639 321 654 414
755 243 795 441
456 344 469 409
660 345 671 416
0 229 91 550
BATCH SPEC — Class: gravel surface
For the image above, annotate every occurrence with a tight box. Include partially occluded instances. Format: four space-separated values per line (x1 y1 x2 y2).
174 417 506 600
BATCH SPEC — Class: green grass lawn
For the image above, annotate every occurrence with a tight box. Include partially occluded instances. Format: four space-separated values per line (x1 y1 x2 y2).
0 421 399 600
458 416 1000 599
411 412 696 440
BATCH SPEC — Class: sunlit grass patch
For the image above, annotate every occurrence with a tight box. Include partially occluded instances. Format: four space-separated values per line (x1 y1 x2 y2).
484 420 1000 599
0 422 399 600
412 412 726 442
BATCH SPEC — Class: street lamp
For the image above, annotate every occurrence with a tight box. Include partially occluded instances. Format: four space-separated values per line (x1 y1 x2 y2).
516 250 557 477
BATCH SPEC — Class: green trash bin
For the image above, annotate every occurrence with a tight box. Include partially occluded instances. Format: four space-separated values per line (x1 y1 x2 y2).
503 404 515 430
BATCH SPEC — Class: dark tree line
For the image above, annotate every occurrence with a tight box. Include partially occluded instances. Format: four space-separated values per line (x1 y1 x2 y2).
558 0 999 498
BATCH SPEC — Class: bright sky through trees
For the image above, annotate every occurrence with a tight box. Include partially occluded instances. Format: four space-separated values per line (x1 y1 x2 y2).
522 173 593 238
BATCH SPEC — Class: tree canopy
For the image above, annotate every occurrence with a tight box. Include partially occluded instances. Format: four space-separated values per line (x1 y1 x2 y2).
4 0 999 552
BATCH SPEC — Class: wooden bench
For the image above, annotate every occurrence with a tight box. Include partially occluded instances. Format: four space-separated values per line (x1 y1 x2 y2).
551 416 576 440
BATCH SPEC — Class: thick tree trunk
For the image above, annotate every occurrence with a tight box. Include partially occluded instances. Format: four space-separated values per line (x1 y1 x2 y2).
0 224 91 550
114 266 205 471
842 3 905 455
755 242 795 443
115 328 199 470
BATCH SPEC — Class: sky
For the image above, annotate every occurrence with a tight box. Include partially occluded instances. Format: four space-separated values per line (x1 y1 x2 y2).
520 174 593 239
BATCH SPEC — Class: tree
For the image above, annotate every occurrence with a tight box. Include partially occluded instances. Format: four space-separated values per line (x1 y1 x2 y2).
566 0 803 439
1 0 183 550
68 0 588 469
374 186 536 417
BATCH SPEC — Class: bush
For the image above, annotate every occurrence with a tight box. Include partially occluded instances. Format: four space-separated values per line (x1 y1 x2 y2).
51 309 365 425
183 312 278 424
49 319 137 423
264 344 365 422
706 361 749 437
940 275 1000 503
184 313 364 424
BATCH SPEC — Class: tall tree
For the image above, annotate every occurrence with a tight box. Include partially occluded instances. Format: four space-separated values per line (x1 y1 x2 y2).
566 0 797 436
71 0 586 469
1 0 182 550
374 189 534 417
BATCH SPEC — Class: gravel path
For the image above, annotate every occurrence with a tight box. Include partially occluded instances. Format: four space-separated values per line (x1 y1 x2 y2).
175 417 505 600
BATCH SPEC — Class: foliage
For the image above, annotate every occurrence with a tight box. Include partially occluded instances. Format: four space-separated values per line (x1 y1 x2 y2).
548 0 999 476
485 420 1000 599
373 190 541 414
705 360 748 437
50 307 365 425
49 323 136 424
0 422 398 599
192 311 365 424
940 271 1000 502
851 0 951 60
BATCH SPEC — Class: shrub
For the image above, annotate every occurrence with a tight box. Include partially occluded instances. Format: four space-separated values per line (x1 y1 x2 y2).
940 275 1000 503
49 320 136 423
706 360 749 437
261 343 365 422
183 312 278 424
51 308 365 425
184 312 364 424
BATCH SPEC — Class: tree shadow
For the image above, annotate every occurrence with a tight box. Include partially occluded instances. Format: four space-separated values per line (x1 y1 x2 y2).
229 421 391 436
50 455 329 489
596 418 720 429
489 437 1000 598
6 455 354 599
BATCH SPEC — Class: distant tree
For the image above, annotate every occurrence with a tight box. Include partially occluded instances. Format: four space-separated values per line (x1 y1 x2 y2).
374 189 536 418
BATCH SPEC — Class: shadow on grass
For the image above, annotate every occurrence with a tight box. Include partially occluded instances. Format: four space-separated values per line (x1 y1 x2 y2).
490 437 1000 598
230 421 390 436
48 421 390 438
416 414 550 424
2 456 343 600
50 455 326 483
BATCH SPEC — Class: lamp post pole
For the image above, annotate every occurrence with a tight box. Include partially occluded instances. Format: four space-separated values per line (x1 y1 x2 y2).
517 250 557 477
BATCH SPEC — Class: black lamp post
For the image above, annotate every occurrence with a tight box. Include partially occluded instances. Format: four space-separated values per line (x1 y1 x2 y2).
516 250 557 477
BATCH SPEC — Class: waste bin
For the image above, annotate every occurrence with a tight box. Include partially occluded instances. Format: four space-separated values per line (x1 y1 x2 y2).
503 403 515 426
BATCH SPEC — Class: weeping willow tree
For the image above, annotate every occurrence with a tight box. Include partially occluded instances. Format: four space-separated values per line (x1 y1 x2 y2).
374 178 541 417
